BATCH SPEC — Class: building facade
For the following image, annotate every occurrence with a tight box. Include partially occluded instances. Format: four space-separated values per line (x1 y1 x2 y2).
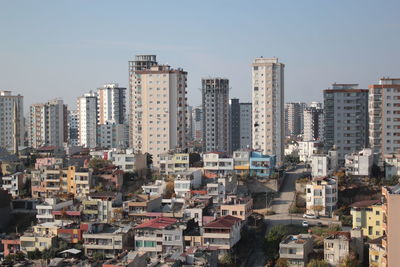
252 58 284 162
303 102 324 141
0 91 24 153
323 84 369 165
29 99 67 148
202 78 230 153
77 92 98 148
191 106 203 142
97 83 126 125
130 61 188 166
285 102 306 137
369 78 400 162
306 177 338 217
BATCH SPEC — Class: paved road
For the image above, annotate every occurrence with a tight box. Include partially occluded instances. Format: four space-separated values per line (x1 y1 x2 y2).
243 165 306 267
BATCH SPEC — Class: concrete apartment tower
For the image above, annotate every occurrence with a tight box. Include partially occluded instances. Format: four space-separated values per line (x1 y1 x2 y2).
323 83 368 165
303 102 324 141
68 110 79 146
97 83 126 125
128 55 158 148
285 102 306 137
369 78 400 162
29 99 67 148
202 78 230 153
0 91 24 153
77 92 98 148
191 106 203 141
230 98 252 151
252 57 285 162
130 58 188 166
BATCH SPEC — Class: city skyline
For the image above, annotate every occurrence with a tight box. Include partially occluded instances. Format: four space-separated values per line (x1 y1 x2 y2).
2 1 400 109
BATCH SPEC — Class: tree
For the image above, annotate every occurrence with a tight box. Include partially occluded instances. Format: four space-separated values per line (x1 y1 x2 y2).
311 205 323 216
89 158 112 170
276 258 289 267
371 164 382 179
339 255 358 267
307 259 329 267
219 253 233 265
164 181 175 199
145 153 153 168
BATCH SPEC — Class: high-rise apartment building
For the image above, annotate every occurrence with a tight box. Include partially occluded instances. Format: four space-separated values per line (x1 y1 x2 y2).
128 55 158 147
186 105 193 142
252 57 285 162
0 91 24 153
202 78 230 153
130 62 188 166
191 106 203 141
29 99 67 148
369 78 400 161
323 84 368 164
285 102 306 137
230 99 252 151
68 110 79 146
239 103 252 149
77 92 98 148
97 83 126 125
230 99 240 151
303 102 324 141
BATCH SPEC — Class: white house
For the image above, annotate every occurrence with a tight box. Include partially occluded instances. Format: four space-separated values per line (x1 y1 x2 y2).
344 148 373 176
311 150 338 177
306 177 338 217
1 172 25 197
36 198 74 223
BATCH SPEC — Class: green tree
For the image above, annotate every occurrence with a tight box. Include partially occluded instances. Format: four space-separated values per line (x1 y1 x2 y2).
307 259 329 267
145 153 153 168
339 255 358 267
276 258 289 267
92 252 105 261
89 158 112 170
219 253 233 265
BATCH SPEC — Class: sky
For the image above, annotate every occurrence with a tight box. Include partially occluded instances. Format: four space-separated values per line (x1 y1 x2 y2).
1 0 400 111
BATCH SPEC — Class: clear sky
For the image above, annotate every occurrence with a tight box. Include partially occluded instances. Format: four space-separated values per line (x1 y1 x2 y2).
1 0 400 110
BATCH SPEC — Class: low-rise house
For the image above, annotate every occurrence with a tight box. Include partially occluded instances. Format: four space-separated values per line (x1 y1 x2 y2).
82 223 134 258
36 198 73 223
233 150 251 176
20 222 60 253
159 153 190 175
279 234 313 267
324 232 350 266
123 194 162 223
57 223 87 244
102 251 149 267
298 141 323 163
134 217 184 256
142 180 166 196
384 153 400 180
220 196 252 220
345 148 373 176
94 167 124 191
206 180 225 204
368 236 385 267
173 170 202 198
31 166 93 198
110 148 147 173
1 237 21 257
350 199 383 240
311 150 338 177
35 157 63 169
202 215 242 252
83 192 122 222
1 172 25 197
203 152 234 178
249 152 276 178
306 177 338 217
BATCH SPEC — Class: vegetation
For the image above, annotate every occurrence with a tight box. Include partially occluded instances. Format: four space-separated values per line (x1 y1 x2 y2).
283 155 300 165
164 181 175 199
145 153 153 168
276 258 289 267
2 251 26 265
88 158 112 170
339 255 358 267
219 253 234 266
264 225 307 263
307 259 329 267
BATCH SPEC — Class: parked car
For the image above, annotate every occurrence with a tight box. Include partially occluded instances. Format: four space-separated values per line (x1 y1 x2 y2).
303 213 319 219
302 221 309 227
316 222 323 227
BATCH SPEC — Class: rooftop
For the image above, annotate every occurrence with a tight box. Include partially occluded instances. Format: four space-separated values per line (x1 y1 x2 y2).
350 199 381 208
281 234 312 245
203 215 241 229
134 217 178 230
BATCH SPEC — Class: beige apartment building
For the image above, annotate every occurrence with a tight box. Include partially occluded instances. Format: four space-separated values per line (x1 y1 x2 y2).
369 78 400 162
130 60 188 166
252 58 285 163
0 91 24 153
382 184 400 266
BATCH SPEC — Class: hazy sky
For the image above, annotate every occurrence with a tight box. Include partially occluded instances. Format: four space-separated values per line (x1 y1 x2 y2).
1 0 400 110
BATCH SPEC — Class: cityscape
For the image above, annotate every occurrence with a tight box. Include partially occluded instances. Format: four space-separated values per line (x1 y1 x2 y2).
1 1 400 267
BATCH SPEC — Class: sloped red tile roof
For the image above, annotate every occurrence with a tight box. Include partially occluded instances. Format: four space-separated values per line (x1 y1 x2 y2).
134 217 177 230
203 215 242 229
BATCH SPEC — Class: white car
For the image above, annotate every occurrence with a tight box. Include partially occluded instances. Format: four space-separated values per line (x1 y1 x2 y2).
303 213 319 219
302 220 309 227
